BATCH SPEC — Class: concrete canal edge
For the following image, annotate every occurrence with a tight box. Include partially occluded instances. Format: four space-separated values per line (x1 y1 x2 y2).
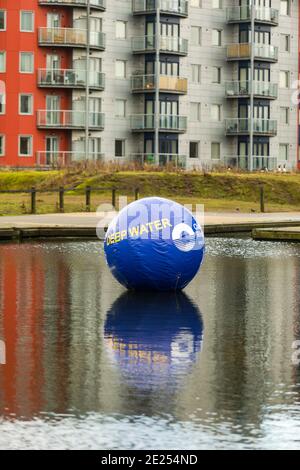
252 226 300 242
1 220 300 241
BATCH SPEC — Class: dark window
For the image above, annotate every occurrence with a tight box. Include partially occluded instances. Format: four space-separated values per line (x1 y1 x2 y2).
115 139 125 157
189 142 199 159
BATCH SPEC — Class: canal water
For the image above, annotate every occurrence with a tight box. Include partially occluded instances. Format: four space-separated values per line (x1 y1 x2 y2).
0 238 299 450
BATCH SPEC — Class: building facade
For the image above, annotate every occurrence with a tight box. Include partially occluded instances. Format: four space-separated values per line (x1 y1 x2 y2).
0 0 298 170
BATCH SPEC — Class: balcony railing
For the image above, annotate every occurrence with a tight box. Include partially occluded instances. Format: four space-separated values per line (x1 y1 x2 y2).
131 114 187 132
37 110 105 129
38 69 105 89
36 151 105 166
227 43 278 62
223 156 277 171
226 6 279 25
38 0 106 9
225 118 277 136
132 36 188 55
132 0 188 17
130 153 187 168
131 74 187 94
38 27 106 50
225 81 278 99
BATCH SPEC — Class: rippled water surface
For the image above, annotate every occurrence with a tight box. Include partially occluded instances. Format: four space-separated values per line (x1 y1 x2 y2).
0 238 299 450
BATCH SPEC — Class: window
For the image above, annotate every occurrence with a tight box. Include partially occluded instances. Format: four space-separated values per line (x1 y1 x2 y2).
190 102 201 121
19 136 33 157
19 94 33 115
116 20 127 39
280 107 289 125
191 64 201 83
279 144 289 161
211 142 221 160
189 142 199 159
280 34 290 52
0 10 6 31
0 92 5 114
211 104 221 121
280 0 290 16
279 71 290 88
190 0 201 6
0 52 5 72
191 26 201 46
115 99 126 118
115 60 126 78
0 135 4 156
20 11 34 32
115 139 125 157
20 52 34 73
212 66 222 84
212 29 222 46
212 0 222 8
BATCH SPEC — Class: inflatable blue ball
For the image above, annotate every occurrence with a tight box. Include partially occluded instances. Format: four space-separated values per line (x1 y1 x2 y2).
104 197 205 291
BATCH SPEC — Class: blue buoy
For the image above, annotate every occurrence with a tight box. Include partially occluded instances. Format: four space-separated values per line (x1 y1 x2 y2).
104 197 205 291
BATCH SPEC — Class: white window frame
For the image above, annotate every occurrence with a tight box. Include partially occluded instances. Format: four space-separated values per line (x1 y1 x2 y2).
116 20 127 39
0 51 6 73
19 94 34 115
0 92 5 114
211 142 221 160
115 99 126 118
20 10 34 33
0 135 5 157
115 60 127 79
0 10 7 31
19 52 34 74
115 139 126 157
18 135 33 157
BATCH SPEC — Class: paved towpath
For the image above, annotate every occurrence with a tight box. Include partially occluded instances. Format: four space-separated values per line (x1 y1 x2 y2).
0 211 300 229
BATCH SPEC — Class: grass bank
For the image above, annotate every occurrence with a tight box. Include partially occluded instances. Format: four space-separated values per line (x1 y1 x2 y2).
0 168 299 215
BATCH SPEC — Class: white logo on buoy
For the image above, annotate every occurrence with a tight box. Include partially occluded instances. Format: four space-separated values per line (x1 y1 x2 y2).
172 223 196 252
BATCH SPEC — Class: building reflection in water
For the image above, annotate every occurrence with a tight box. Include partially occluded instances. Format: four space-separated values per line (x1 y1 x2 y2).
0 240 299 436
104 292 204 392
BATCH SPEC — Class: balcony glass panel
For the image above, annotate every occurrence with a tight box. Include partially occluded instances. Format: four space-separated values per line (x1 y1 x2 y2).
227 6 278 24
132 36 188 54
37 110 105 128
39 27 105 49
39 0 106 8
225 81 278 98
132 0 188 16
227 43 278 61
38 69 105 88
225 118 277 135
223 156 277 171
131 74 187 93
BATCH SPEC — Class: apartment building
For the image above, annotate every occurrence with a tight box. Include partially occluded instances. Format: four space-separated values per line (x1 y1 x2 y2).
0 0 298 170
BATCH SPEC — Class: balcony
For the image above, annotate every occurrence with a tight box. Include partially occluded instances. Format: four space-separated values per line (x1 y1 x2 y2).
131 74 187 94
132 36 188 55
37 110 105 130
36 151 105 167
132 0 188 17
130 153 187 168
225 81 278 100
38 0 106 10
226 6 279 26
223 156 277 171
227 43 278 62
225 118 277 136
38 27 106 50
38 69 105 90
131 114 187 133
